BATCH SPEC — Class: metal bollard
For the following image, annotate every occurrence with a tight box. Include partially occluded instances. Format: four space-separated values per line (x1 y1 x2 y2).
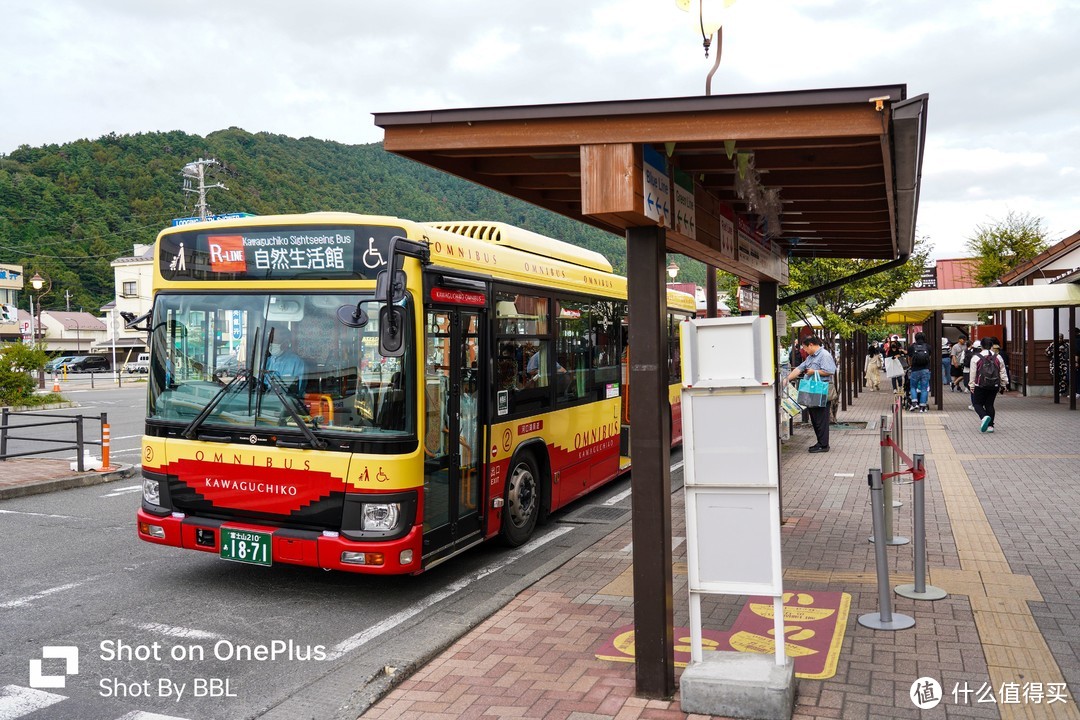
870 416 909 545
896 454 948 601
75 415 85 472
859 468 915 631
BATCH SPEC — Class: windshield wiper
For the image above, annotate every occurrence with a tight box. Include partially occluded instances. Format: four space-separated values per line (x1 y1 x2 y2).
181 371 252 439
263 372 327 449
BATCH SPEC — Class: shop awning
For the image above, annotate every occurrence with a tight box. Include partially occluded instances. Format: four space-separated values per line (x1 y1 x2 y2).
884 284 1080 323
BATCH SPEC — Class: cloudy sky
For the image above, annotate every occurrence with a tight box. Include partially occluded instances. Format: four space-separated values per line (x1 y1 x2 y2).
2 0 1077 259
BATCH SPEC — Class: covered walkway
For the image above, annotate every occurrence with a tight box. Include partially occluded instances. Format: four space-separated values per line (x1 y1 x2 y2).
885 284 1080 410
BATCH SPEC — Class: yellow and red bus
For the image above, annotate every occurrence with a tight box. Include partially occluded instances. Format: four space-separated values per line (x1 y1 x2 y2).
136 213 695 574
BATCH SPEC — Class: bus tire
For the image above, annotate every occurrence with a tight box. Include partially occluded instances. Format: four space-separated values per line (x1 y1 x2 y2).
500 452 540 546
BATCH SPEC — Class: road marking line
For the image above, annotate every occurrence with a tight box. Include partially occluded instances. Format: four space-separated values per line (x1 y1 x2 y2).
101 485 142 497
0 685 66 720
126 622 227 641
603 488 631 506
605 460 682 506
0 509 74 519
327 525 574 661
0 582 84 609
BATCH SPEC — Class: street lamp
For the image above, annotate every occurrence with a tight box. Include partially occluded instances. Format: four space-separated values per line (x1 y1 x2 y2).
667 262 680 281
30 272 51 389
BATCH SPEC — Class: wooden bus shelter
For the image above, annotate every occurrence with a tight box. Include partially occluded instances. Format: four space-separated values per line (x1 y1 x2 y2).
375 85 928 698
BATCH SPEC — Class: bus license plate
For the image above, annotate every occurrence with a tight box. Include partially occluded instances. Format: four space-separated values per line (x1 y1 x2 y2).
220 528 272 566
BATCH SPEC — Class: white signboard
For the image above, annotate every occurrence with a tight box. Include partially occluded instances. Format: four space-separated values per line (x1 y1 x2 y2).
674 182 696 239
718 214 735 260
680 316 785 664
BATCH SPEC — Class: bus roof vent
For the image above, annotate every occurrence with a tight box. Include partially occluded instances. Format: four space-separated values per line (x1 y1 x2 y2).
424 221 613 274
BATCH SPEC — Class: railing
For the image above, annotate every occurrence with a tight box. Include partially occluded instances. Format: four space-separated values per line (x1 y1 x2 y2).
0 409 108 471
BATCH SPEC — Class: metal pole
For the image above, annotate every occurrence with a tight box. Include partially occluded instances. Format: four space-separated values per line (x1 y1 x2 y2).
881 416 893 541
112 309 119 385
896 454 948 601
858 468 915 631
871 415 908 545
1 407 8 460
75 415 85 472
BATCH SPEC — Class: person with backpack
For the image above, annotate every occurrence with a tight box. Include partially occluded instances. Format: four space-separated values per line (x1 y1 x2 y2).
968 337 1009 433
907 332 932 413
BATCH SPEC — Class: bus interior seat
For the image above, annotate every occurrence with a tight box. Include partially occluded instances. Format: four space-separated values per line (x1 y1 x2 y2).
377 371 406 430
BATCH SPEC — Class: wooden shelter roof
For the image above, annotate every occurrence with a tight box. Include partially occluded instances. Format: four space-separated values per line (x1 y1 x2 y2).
375 85 928 278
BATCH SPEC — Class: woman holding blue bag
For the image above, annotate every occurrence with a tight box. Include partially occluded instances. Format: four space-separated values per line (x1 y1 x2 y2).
785 335 837 453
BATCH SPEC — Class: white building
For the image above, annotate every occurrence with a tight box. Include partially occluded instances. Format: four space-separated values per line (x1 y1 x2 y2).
96 243 154 364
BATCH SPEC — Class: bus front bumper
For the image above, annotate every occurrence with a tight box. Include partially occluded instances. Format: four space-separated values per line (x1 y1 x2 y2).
136 508 423 574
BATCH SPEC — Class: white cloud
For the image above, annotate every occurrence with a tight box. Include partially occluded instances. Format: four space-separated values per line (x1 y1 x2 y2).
1 0 1077 260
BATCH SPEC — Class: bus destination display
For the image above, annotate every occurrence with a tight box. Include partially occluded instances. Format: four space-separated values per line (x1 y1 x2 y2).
158 225 405 281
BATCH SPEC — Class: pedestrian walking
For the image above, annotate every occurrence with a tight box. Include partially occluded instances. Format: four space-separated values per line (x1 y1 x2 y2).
786 335 837 453
907 332 932 412
864 342 883 391
941 337 952 387
949 337 967 392
969 337 1009 433
885 340 906 395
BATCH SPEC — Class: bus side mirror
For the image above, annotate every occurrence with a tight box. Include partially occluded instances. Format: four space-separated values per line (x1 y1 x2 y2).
379 305 407 357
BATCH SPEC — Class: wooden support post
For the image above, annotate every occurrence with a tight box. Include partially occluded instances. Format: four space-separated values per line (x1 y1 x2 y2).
626 225 675 700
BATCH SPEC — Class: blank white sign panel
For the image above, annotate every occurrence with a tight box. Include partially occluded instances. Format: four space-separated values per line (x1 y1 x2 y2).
691 489 777 588
690 392 771 484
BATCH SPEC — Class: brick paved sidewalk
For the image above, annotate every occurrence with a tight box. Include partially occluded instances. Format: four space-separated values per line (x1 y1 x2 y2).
363 386 1080 720
0 457 135 500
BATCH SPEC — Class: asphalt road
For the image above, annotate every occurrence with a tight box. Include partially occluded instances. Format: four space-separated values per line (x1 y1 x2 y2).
1 383 671 720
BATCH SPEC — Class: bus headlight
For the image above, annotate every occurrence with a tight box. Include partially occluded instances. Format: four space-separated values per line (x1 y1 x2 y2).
143 478 160 505
361 503 401 532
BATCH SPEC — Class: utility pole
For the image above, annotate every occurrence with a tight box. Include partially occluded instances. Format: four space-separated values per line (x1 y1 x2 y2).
182 158 228 220
65 289 72 311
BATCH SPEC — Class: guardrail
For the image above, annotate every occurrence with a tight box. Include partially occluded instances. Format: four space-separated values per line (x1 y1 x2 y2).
0 409 108 471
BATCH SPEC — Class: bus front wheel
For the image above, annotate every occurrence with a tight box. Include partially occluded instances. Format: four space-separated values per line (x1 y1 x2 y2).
501 453 540 546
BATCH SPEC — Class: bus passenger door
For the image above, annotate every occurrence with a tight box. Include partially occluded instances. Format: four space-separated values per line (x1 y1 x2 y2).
422 308 484 557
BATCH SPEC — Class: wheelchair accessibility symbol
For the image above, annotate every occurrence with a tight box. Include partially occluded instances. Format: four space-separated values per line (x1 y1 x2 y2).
362 237 386 269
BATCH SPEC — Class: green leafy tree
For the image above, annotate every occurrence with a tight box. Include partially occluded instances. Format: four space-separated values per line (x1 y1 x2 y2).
0 342 46 405
781 236 931 341
965 211 1050 287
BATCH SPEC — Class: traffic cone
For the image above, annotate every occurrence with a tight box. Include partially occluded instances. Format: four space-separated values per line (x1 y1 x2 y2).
52 372 60 393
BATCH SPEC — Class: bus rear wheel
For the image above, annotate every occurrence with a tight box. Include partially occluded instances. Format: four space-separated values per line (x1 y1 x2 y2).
501 453 540 546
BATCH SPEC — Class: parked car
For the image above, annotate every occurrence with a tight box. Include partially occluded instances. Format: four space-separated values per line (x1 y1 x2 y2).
44 355 75 373
123 353 150 374
58 355 111 373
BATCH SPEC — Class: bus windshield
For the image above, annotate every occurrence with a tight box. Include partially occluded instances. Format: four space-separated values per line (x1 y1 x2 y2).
147 292 414 437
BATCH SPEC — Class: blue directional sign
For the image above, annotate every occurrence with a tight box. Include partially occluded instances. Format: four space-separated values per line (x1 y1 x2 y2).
642 146 671 229
171 212 255 227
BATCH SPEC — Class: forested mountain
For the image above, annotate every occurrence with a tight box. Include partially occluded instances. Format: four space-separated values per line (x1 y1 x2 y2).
0 128 634 311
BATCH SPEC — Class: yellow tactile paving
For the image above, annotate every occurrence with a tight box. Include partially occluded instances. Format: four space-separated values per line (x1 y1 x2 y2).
923 416 1080 720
